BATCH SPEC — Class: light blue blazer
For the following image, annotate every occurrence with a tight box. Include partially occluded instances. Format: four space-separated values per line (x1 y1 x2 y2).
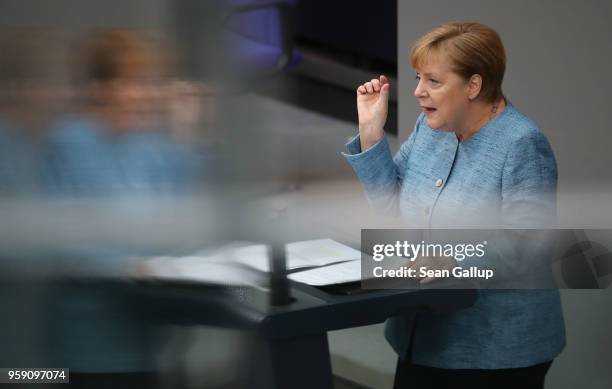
343 102 565 369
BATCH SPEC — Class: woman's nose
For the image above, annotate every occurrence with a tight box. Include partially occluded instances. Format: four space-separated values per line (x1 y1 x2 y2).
414 80 427 98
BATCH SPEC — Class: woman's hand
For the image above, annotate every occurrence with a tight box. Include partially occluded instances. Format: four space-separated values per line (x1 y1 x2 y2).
357 75 390 151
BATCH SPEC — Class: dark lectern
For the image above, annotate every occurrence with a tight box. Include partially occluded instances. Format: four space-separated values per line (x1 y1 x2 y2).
125 278 476 389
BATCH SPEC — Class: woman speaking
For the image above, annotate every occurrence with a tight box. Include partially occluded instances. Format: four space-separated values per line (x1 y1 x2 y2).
343 22 565 388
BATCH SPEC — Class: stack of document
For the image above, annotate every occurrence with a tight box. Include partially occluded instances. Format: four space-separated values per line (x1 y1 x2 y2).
287 259 362 286
136 239 362 286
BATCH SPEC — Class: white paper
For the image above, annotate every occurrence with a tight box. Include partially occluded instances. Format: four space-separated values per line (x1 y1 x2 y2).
230 239 361 272
136 239 362 286
288 259 361 286
139 255 265 286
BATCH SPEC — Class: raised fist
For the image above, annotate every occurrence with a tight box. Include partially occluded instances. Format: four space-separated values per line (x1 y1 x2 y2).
356 75 389 151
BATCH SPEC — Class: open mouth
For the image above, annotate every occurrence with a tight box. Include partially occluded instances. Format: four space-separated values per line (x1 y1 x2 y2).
421 106 437 114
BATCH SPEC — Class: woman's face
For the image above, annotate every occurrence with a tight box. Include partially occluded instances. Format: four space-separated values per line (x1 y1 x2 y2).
413 53 471 132
94 71 164 131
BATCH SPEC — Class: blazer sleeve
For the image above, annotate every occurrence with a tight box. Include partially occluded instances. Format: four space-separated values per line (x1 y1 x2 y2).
342 114 423 215
501 130 558 227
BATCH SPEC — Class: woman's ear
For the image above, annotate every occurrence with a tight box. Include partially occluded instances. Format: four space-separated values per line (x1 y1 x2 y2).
467 74 482 100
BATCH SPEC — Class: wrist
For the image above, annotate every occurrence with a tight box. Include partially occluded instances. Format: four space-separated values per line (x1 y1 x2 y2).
359 129 384 152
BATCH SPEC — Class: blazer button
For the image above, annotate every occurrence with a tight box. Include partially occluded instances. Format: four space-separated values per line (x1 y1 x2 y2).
435 178 444 187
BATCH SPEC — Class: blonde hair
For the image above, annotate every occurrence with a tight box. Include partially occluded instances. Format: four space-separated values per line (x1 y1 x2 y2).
410 22 506 103
76 29 166 83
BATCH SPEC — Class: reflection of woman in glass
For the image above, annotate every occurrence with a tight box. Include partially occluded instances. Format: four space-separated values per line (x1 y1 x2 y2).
344 22 564 388
47 29 198 196
45 29 201 389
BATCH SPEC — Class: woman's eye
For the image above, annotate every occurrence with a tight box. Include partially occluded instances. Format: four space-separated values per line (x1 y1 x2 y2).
429 78 439 84
415 75 421 81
